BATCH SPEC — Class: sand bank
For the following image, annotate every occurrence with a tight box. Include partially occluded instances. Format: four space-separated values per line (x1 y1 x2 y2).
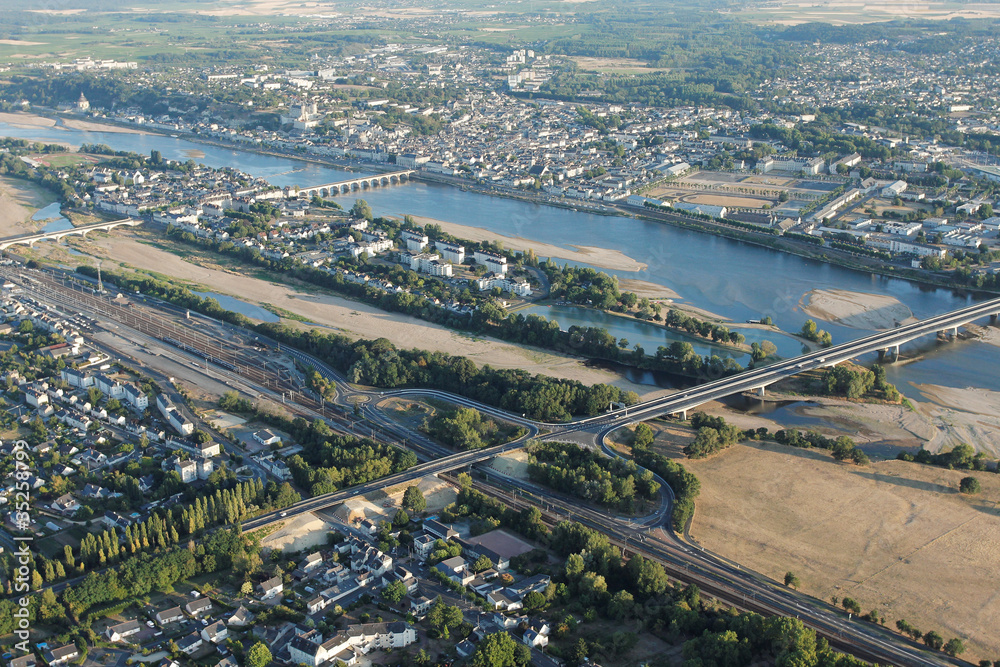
61 117 150 134
0 177 53 237
802 288 915 329
407 215 648 272
0 112 148 135
907 383 1000 457
0 112 60 129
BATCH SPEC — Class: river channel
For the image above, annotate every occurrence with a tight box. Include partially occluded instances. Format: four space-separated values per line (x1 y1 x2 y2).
2 118 998 399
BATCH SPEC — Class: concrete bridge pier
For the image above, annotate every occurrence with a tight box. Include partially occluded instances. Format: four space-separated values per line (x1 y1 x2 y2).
991 313 999 325
754 386 766 397
675 409 687 421
878 345 899 362
940 326 959 340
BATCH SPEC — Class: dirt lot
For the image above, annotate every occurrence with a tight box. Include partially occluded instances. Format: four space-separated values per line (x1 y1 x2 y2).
682 193 773 209
682 442 1000 661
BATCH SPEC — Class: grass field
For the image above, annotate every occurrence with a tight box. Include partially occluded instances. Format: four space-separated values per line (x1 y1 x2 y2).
739 0 1000 24
682 441 1000 662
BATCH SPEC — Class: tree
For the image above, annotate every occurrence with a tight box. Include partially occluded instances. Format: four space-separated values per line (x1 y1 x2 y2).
923 631 944 650
393 509 410 527
943 638 965 657
841 597 861 615
472 632 528 667
403 486 426 512
351 199 373 221
784 571 800 589
959 476 981 494
472 555 494 573
246 642 273 667
382 580 407 604
633 423 654 449
522 590 546 612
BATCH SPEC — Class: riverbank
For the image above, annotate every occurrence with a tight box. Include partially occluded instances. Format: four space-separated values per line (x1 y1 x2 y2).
34 230 665 399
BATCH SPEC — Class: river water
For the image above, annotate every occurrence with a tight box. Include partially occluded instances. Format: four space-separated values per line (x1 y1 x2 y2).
2 118 997 396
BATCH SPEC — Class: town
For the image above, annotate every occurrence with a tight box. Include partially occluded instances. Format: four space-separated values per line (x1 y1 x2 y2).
2 2 1000 667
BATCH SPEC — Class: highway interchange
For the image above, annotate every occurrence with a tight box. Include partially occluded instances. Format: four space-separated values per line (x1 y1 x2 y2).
4 265 990 666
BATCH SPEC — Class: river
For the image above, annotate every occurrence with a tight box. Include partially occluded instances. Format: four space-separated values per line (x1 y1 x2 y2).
2 117 998 397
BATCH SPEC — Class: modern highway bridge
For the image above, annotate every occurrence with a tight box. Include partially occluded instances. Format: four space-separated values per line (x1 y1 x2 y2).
0 218 142 250
562 295 1000 434
292 169 416 198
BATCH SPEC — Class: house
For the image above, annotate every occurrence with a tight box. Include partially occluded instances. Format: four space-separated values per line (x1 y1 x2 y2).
102 510 132 530
299 552 323 573
50 494 80 515
507 574 551 600
138 474 156 493
306 595 329 615
201 620 228 644
175 459 197 483
177 633 204 655
9 656 36 667
156 394 193 436
43 645 79 665
227 606 254 627
155 606 184 626
413 533 436 559
434 556 473 585
259 575 283 600
487 589 522 611
523 628 548 648
456 640 476 658
410 595 434 617
289 634 357 667
123 384 148 410
106 619 142 642
253 429 281 446
185 597 213 617
423 519 458 541
385 565 417 593
345 621 417 653
79 482 110 499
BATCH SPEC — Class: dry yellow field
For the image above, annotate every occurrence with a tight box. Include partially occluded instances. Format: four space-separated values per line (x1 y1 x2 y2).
684 442 1000 662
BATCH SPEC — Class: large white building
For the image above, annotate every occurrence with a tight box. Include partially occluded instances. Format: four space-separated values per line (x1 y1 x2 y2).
289 622 416 667
882 180 908 198
401 230 429 252
156 394 194 436
435 241 465 264
410 253 453 277
473 250 507 276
